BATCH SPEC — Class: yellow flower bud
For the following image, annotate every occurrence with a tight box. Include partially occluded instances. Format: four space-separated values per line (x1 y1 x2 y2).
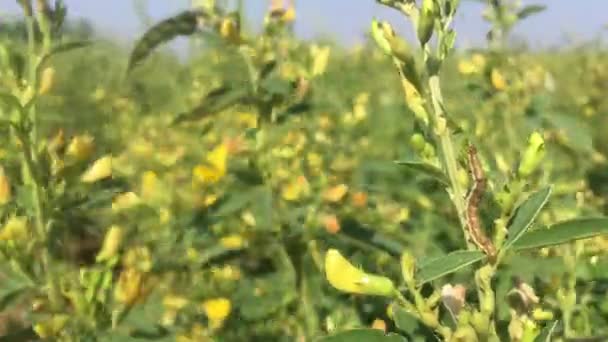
0 165 11 205
81 155 112 183
417 0 436 45
491 68 507 91
0 216 29 242
220 234 246 249
66 134 95 161
400 251 416 286
34 314 69 339
96 225 124 262
518 131 545 177
324 249 395 297
38 66 55 95
123 246 152 272
114 268 144 306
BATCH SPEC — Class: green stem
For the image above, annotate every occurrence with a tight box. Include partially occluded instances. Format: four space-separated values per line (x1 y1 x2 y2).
428 75 471 245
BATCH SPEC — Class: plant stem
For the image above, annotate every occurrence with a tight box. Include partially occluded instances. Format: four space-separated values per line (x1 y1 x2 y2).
428 75 471 245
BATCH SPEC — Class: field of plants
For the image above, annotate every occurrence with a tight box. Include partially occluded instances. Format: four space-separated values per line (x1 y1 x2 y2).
1 0 608 341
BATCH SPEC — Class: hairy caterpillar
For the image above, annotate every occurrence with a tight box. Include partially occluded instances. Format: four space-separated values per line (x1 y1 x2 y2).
466 144 497 261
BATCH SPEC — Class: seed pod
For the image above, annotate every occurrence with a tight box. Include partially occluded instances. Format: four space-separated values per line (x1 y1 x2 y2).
417 0 436 45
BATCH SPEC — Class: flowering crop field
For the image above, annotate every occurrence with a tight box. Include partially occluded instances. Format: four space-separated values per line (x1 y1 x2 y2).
1 0 608 341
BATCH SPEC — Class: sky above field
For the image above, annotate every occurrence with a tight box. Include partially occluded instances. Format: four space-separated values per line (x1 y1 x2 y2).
3 1 606 49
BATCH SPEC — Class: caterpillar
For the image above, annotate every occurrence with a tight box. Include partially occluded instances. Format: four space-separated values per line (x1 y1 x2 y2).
466 144 497 261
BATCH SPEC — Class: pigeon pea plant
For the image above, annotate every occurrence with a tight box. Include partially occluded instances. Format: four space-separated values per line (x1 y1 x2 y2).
320 0 608 341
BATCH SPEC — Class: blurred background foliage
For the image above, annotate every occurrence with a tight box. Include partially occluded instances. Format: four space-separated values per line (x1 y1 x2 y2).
0 2 608 340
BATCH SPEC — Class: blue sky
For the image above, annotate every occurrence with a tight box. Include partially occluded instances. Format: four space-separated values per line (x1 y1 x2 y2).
3 1 606 49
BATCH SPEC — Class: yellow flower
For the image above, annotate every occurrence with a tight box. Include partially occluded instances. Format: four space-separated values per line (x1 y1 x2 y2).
140 171 159 200
193 143 228 184
38 66 55 95
491 68 507 91
281 176 310 201
163 294 190 311
324 249 395 297
236 112 258 128
220 235 246 249
123 246 152 272
114 268 144 306
219 17 240 44
311 45 331 77
66 134 95 161
323 184 349 203
201 298 231 328
112 192 141 211
0 216 29 242
81 155 112 183
96 225 124 262
0 165 11 205
33 314 69 339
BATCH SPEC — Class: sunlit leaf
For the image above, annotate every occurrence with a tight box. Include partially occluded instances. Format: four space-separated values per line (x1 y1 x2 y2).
417 250 486 285
502 186 552 251
513 217 608 250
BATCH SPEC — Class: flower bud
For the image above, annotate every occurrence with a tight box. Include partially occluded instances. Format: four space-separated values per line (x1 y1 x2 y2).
96 225 124 263
38 66 55 95
400 251 416 286
34 314 69 339
370 19 392 55
0 165 11 205
324 249 395 297
81 155 112 183
518 131 545 177
417 0 436 45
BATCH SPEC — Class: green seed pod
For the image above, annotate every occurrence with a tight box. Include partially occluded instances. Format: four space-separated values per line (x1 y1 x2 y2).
417 0 436 45
518 131 545 177
410 133 426 152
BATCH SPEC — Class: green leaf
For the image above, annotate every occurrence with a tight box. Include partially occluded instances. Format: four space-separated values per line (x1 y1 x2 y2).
517 5 547 20
236 271 296 320
513 217 608 251
172 86 250 124
534 321 560 342
390 305 420 334
394 160 449 186
317 329 407 342
127 9 210 72
502 186 552 251
0 262 35 311
37 41 91 71
417 250 485 285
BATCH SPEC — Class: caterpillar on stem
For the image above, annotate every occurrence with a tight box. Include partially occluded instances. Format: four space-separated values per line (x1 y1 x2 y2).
465 144 496 262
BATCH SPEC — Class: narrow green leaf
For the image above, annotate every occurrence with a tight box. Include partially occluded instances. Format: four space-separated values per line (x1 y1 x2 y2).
394 160 449 186
517 5 547 20
417 250 485 285
127 9 210 72
316 329 407 342
0 91 24 118
513 217 608 251
502 186 552 251
172 86 250 124
534 321 559 342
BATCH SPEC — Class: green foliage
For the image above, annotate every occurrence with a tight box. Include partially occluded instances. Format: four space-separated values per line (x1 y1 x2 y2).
0 0 607 341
